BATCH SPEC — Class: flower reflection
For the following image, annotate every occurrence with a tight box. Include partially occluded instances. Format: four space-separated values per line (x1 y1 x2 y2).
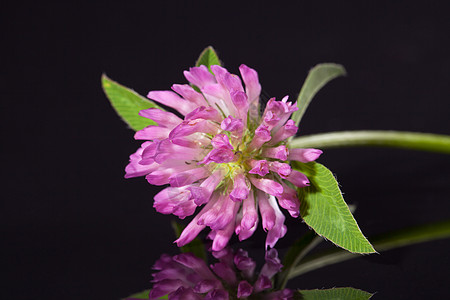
149 248 293 299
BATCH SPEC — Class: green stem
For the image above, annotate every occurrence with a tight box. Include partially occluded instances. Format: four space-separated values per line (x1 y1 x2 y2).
287 220 450 279
276 232 323 290
276 205 356 290
290 131 450 154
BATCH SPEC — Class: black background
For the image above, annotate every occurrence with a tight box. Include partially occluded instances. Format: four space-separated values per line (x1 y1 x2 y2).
3 1 450 299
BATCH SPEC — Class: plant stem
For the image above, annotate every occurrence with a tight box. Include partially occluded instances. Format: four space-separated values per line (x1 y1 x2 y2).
290 131 450 154
287 220 450 279
277 205 356 289
277 233 323 290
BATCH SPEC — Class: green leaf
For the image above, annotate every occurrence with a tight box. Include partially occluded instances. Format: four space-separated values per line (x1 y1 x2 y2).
102 74 163 131
293 162 375 254
297 287 373 300
171 220 207 261
288 219 450 279
123 290 167 299
195 46 221 71
277 206 357 289
290 64 346 128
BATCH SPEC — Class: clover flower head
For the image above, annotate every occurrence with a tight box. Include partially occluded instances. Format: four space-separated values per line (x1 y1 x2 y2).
148 248 293 299
125 64 322 250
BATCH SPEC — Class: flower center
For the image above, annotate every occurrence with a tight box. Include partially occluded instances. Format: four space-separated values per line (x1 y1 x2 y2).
200 124 278 187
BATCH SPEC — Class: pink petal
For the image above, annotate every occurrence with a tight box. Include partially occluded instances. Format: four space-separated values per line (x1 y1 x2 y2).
138 108 182 129
221 115 244 134
210 262 237 285
183 65 216 89
268 119 298 145
175 204 212 247
260 248 283 278
248 124 272 151
234 249 256 279
189 170 224 206
158 137 202 152
254 275 272 293
265 196 287 249
152 139 203 164
211 134 233 150
204 289 229 300
211 247 233 261
210 64 228 81
262 145 289 161
200 148 235 165
263 97 298 132
263 109 281 128
248 160 270 176
152 267 188 282
288 148 323 163
125 158 156 179
140 140 160 165
258 191 276 231
239 64 261 104
149 279 188 299
147 90 197 116
193 280 220 294
237 219 258 242
277 182 300 218
266 289 295 299
172 84 207 107
134 126 171 140
201 83 232 115
185 106 222 122
250 177 283 197
153 187 197 219
168 134 209 148
173 253 216 279
237 281 253 298
268 161 292 177
169 167 209 187
240 192 257 230
146 164 195 186
229 173 250 202
125 141 156 178
223 72 244 93
169 119 219 141
211 65 244 93
198 194 238 231
283 170 310 188
169 286 203 300
230 90 249 123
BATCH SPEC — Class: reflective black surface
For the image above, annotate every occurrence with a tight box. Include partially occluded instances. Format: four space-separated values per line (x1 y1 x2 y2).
3 1 450 299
